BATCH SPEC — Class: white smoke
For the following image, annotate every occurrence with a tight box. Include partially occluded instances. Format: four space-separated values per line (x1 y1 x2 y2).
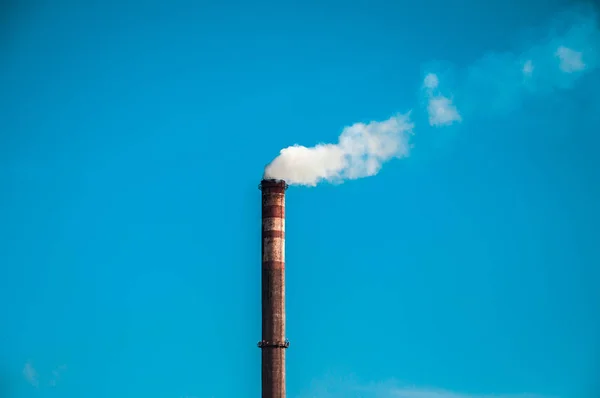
263 113 414 186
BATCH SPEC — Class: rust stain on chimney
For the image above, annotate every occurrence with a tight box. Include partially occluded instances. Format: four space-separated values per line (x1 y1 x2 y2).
258 179 289 398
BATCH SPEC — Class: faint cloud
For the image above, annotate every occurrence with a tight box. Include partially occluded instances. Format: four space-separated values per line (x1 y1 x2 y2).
523 60 534 75
424 73 439 89
386 386 550 398
22 362 39 388
299 376 552 398
49 364 67 387
555 46 586 72
22 362 67 388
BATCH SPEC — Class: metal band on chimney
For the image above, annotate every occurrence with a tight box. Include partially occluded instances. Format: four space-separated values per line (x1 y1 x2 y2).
257 340 290 349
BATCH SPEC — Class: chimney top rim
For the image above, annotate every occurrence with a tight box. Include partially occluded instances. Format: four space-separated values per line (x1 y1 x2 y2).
259 179 289 191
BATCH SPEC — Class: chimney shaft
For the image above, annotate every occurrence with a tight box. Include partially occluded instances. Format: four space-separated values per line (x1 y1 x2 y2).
258 179 289 398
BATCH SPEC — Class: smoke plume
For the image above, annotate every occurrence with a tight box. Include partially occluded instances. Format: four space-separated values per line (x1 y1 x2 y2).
264 4 599 187
263 114 414 186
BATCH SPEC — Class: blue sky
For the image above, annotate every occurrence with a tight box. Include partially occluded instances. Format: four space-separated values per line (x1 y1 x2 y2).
1 0 599 397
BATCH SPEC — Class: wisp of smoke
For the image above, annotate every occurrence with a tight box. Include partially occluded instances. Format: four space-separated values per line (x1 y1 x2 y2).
422 3 600 123
264 114 414 186
422 73 463 126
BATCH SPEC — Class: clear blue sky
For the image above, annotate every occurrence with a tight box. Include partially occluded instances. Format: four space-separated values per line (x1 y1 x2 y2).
1 1 599 397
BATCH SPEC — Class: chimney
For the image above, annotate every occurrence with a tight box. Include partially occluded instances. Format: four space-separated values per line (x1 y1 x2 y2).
258 178 289 398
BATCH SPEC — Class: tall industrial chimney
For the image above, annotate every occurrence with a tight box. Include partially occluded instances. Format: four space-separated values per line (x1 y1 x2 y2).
258 178 289 398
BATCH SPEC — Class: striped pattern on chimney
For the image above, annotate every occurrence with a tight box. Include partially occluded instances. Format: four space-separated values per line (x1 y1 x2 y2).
262 188 285 271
